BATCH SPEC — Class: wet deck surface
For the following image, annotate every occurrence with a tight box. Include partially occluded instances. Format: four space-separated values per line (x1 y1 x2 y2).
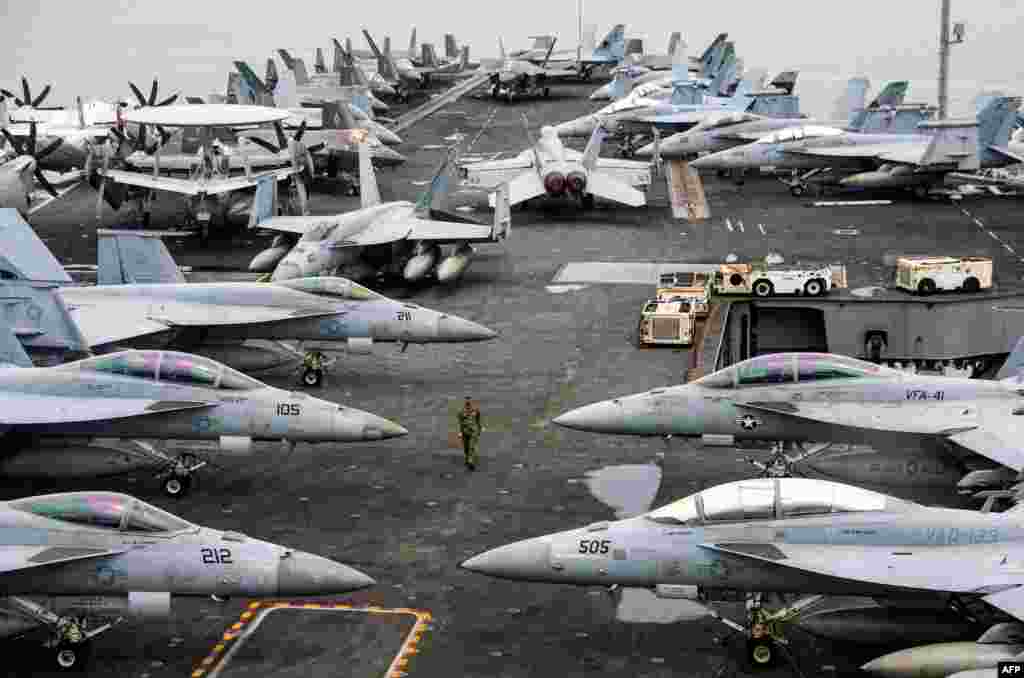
7 80 1023 677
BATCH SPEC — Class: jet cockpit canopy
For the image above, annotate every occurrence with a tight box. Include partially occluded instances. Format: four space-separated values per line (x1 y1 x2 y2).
12 492 196 533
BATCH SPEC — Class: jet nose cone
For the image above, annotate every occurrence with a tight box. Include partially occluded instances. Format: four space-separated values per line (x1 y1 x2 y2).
554 117 596 138
589 86 612 101
460 538 552 581
437 315 498 342
278 550 375 595
374 145 407 165
552 399 623 433
375 129 403 146
335 407 409 441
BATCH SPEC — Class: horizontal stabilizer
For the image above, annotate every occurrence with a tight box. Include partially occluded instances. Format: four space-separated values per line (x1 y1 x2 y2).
506 171 547 206
97 230 185 285
586 171 646 207
0 208 72 283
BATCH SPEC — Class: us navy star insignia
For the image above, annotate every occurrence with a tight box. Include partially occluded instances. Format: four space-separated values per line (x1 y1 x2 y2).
736 415 762 430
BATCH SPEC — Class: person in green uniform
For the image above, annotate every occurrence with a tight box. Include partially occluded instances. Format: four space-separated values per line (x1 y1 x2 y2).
457 396 481 470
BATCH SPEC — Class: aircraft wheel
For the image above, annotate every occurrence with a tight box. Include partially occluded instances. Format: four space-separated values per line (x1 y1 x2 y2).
752 280 774 298
746 637 776 669
163 474 192 498
543 87 550 98
803 278 825 297
302 368 324 388
789 184 806 197
962 276 980 293
917 278 937 296
54 641 91 672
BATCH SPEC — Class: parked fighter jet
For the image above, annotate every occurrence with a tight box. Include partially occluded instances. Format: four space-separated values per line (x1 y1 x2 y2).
0 491 373 670
462 476 1024 670
635 80 921 160
0 331 406 496
249 142 511 285
487 37 581 101
458 120 650 208
555 348 1024 477
690 95 1023 197
362 29 435 99
58 228 497 385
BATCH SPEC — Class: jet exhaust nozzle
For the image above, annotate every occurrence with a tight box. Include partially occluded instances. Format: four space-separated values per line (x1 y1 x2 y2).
544 171 566 195
566 171 587 193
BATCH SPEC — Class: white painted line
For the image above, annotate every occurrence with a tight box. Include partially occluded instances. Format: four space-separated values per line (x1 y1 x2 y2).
737 220 744 233
973 218 986 228
724 218 733 232
1004 244 1016 253
988 231 1001 241
758 223 766 235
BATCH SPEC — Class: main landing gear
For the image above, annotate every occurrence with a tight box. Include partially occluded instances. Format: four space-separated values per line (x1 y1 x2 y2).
155 451 207 498
8 597 115 672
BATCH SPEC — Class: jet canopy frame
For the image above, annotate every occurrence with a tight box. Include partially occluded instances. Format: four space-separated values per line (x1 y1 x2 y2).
12 492 196 534
694 353 895 389
60 350 264 391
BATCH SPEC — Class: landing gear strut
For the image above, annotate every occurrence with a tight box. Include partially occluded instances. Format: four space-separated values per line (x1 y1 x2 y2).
156 452 206 498
302 351 326 388
747 442 832 478
706 593 821 674
8 597 116 673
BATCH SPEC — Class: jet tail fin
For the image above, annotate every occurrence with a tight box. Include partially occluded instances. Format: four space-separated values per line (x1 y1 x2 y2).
869 81 909 109
492 183 511 240
727 78 756 111
248 174 279 228
709 43 737 96
291 58 310 86
581 125 608 172
498 37 507 61
997 336 1024 381
408 27 417 59
836 77 870 128
698 33 728 76
917 119 980 170
609 68 634 100
97 230 186 284
315 48 327 74
414 145 460 216
594 24 627 63
977 96 1023 150
422 44 438 69
357 140 381 208
769 70 799 95
445 34 458 59
459 46 469 70
666 32 681 57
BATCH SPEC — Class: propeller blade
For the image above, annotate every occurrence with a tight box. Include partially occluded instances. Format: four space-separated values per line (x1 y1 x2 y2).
36 136 63 161
136 124 148 152
157 93 179 106
31 84 51 108
156 125 171 146
305 142 326 154
129 82 148 107
34 168 58 198
1 128 23 156
21 77 31 109
294 118 307 142
273 121 287 150
28 121 37 157
244 136 280 154
0 89 16 100
148 78 159 106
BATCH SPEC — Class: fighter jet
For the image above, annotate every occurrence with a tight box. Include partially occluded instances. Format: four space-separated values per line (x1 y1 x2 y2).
249 141 511 285
554 347 1024 479
0 323 406 496
634 80 925 160
462 475 1024 670
362 29 438 99
458 120 650 209
487 37 581 102
690 95 1023 197
0 490 373 670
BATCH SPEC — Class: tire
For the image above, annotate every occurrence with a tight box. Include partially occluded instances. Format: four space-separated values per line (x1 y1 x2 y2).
163 474 191 498
753 280 774 298
962 277 980 293
54 642 90 672
790 184 806 197
746 638 775 669
917 278 937 296
804 278 825 297
543 87 550 98
302 368 324 388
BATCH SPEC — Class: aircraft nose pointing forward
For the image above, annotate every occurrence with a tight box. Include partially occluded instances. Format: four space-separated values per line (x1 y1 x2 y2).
552 399 626 433
436 315 497 342
460 538 552 581
335 407 409 441
277 550 376 595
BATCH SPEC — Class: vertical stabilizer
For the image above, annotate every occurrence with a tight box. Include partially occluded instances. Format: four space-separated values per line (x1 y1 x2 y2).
667 32 681 57
408 28 417 59
997 337 1024 381
0 326 33 368
292 58 310 86
97 230 186 284
698 33 728 76
248 174 279 228
581 125 607 172
869 81 909 109
609 68 634 100
708 43 735 95
445 34 458 60
315 48 327 74
727 78 757 111
273 58 300 109
492 183 511 240
836 77 870 127
358 141 381 208
596 24 627 62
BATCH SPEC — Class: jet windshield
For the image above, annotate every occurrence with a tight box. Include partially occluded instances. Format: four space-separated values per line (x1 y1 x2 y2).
13 492 195 533
695 353 892 389
66 350 264 390
756 125 843 144
274 276 384 301
646 478 899 524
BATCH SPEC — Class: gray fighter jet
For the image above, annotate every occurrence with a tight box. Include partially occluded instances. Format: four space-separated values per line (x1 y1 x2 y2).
554 347 1024 478
0 209 495 385
0 490 373 670
690 95 1023 197
0 322 406 496
462 476 1024 671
